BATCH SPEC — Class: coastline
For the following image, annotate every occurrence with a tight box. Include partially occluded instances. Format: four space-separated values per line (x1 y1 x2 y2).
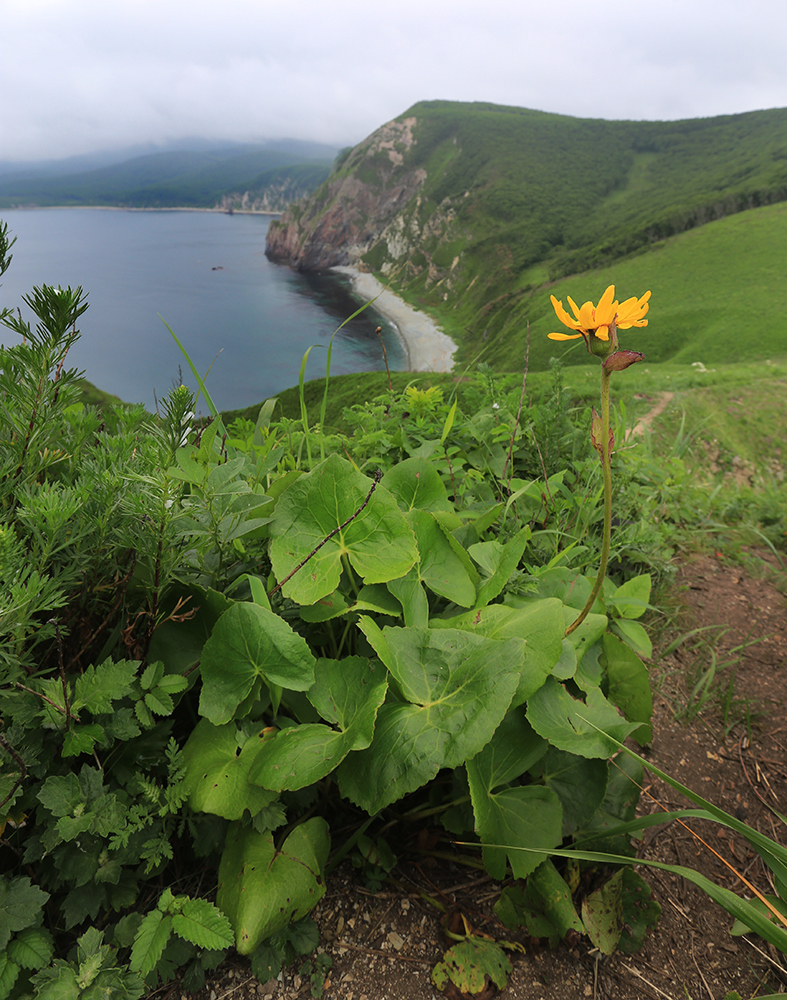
332 266 456 374
2 204 282 216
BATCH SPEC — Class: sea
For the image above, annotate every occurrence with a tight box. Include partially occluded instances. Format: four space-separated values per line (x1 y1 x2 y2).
0 208 406 414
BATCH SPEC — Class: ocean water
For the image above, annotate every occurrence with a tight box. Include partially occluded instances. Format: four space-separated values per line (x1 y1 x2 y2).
0 209 406 413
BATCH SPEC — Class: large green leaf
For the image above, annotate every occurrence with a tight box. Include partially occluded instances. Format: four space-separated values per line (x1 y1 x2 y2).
380 457 453 512
298 589 351 622
217 819 330 955
0 877 49 951
432 599 564 704
602 633 653 743
405 509 476 607
465 710 562 880
249 658 388 791
352 583 402 618
536 747 608 837
534 568 596 612
149 586 233 673
609 618 653 658
269 454 418 605
199 603 316 724
495 860 584 939
468 778 563 880
526 677 640 758
464 709 548 791
562 609 608 659
582 869 624 954
618 869 661 954
387 569 429 628
338 623 523 813
474 527 530 608
523 860 585 937
6 927 54 971
181 720 278 819
307 655 388 729
575 752 643 852
171 898 234 950
607 574 651 620
130 910 172 976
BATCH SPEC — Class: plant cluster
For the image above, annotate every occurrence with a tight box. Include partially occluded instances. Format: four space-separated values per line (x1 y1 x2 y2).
0 222 668 997
3 225 782 999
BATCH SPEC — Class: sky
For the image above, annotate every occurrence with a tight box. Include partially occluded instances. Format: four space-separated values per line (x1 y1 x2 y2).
3 0 787 163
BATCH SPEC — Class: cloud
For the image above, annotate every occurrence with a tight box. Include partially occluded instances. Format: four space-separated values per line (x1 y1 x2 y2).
3 0 787 161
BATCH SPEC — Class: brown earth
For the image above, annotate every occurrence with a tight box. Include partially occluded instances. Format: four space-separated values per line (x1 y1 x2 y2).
189 549 787 1000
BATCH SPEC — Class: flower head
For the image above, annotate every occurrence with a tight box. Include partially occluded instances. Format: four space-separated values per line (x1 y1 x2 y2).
548 285 651 344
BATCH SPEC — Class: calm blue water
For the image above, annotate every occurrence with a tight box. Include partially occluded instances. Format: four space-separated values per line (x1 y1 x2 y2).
0 209 406 412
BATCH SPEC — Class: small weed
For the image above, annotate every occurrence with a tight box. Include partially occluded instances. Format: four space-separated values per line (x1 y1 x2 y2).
299 953 333 998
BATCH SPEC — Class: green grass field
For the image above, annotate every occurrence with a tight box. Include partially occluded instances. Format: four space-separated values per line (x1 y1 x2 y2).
430 199 787 374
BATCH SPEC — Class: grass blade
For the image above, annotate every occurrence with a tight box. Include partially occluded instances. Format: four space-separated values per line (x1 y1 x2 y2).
161 318 220 420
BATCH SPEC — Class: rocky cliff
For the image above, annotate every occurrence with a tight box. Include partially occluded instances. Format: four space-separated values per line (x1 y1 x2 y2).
266 117 431 271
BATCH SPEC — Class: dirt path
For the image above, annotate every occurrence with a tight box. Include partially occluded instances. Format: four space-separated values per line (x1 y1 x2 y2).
626 391 675 439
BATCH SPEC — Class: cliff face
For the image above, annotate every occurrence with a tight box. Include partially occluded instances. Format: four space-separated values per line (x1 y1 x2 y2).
265 117 432 271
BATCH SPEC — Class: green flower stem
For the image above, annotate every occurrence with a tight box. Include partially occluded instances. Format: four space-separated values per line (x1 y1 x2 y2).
565 364 612 637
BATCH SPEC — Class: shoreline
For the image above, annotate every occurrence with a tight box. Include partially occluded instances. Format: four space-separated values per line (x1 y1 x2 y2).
1 204 282 216
332 266 456 374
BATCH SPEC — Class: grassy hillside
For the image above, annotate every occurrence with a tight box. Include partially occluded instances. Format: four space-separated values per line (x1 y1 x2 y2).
455 199 787 372
0 143 338 209
389 101 787 279
271 101 787 374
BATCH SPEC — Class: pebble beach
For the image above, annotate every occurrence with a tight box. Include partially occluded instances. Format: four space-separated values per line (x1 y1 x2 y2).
332 266 457 373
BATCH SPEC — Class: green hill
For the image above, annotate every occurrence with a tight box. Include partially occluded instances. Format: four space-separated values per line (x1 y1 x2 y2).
480 199 787 372
266 101 787 372
0 142 339 210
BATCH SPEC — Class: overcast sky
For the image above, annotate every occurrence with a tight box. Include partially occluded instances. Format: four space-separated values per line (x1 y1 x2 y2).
3 0 787 163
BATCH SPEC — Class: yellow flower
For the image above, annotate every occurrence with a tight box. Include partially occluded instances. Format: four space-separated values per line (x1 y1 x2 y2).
548 285 651 342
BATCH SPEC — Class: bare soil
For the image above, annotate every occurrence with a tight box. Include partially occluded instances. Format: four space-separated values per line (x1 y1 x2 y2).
190 549 787 1000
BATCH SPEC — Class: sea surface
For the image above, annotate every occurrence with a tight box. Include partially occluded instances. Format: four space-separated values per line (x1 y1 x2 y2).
0 209 406 413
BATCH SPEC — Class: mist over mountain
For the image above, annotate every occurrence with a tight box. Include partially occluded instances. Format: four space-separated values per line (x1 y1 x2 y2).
0 139 341 210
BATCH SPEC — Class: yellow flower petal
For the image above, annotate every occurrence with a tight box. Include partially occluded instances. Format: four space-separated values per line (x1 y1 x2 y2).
616 290 651 328
578 301 596 328
567 295 582 322
548 332 583 341
594 285 617 326
550 295 582 331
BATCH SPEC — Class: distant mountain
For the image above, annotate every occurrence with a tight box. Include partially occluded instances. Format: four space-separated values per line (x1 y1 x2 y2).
266 101 787 368
0 140 340 210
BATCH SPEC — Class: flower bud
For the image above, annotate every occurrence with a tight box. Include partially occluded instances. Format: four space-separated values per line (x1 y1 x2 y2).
602 350 645 372
590 408 614 459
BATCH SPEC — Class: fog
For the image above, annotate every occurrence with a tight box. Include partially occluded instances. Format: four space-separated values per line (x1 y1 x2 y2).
3 0 787 162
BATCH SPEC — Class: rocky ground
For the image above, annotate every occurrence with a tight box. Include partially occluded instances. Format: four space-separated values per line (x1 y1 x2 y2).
184 548 787 1000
